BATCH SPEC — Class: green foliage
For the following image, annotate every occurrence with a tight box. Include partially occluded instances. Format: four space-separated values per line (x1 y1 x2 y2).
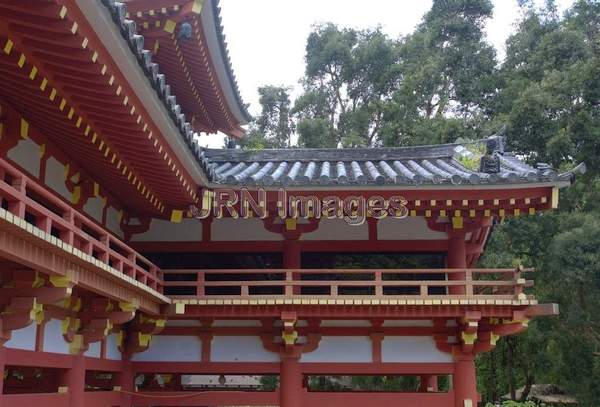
239 86 294 149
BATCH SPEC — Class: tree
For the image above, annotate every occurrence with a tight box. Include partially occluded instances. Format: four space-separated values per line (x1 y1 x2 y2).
293 24 401 147
239 86 294 149
381 0 498 147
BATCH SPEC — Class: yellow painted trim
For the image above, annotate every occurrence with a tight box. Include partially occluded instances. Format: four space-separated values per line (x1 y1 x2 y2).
452 217 463 229
17 53 26 67
59 6 67 19
551 187 559 209
3 39 13 55
71 186 81 204
49 275 71 288
40 78 48 91
175 302 185 314
20 119 29 139
163 19 176 34
170 209 183 223
29 66 37 80
285 218 297 231
192 0 204 13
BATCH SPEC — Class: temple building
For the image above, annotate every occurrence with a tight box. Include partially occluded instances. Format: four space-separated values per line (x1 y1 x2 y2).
0 1 585 407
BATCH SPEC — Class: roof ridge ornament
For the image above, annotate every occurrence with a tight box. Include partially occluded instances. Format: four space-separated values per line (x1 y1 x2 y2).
479 127 506 174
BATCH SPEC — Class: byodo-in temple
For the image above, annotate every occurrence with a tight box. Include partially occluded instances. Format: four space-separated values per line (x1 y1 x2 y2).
0 1 586 407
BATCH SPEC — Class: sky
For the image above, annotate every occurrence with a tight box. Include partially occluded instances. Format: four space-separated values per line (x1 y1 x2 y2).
199 0 574 147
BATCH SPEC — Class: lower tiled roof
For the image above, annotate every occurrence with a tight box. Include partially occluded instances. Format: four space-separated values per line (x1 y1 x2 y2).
197 140 582 187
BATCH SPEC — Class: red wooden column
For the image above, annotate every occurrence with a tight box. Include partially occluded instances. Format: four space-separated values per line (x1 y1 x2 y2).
420 375 438 392
0 347 6 407
453 353 478 407
283 239 301 295
279 352 303 407
59 355 85 407
119 360 134 407
447 230 467 295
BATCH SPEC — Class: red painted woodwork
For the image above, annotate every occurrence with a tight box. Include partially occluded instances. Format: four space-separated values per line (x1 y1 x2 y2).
84 391 121 407
119 361 133 407
447 232 467 295
128 2 247 136
280 353 303 407
1 392 69 407
0 157 163 293
303 391 454 407
0 1 197 213
59 355 85 407
164 267 533 301
176 303 555 320
0 347 5 397
131 390 279 406
454 354 478 406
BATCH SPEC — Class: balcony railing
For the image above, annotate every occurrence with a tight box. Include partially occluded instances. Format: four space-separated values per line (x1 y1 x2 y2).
163 268 534 303
0 158 163 293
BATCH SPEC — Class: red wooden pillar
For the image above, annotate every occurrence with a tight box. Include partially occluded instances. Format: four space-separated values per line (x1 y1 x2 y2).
283 239 301 294
453 353 478 406
119 360 134 407
447 231 467 295
59 355 85 407
419 375 438 392
0 347 6 407
279 353 303 407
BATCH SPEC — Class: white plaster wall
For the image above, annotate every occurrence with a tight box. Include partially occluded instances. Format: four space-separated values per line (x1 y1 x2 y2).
212 320 262 327
320 320 371 327
131 335 201 362
45 157 71 201
43 319 70 354
302 218 368 241
211 218 282 241
377 217 448 240
83 196 104 223
106 333 122 361
4 323 36 351
131 218 202 242
165 320 202 327
84 341 101 358
301 336 372 363
382 320 434 327
211 336 279 362
106 206 124 238
381 336 453 363
7 138 40 177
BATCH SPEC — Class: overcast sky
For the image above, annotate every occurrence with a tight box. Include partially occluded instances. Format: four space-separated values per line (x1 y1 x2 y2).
199 0 574 147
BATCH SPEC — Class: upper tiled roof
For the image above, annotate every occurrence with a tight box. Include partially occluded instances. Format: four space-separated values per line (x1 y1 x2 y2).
197 140 584 187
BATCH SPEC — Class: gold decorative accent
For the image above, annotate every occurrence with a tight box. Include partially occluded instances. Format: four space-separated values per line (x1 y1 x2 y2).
551 187 559 209
164 19 177 33
461 331 477 345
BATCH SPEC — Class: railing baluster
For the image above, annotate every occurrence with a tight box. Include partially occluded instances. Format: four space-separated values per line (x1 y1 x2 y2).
61 209 75 246
465 269 473 296
374 270 383 297
285 270 293 296
197 271 204 296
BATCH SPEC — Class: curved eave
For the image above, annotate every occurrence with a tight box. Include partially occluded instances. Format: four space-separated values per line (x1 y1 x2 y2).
201 0 251 125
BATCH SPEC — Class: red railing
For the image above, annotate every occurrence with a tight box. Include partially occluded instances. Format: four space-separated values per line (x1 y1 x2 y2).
163 268 533 301
0 158 163 293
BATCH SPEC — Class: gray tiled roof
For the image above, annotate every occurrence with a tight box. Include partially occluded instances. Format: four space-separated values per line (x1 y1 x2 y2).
197 142 582 187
